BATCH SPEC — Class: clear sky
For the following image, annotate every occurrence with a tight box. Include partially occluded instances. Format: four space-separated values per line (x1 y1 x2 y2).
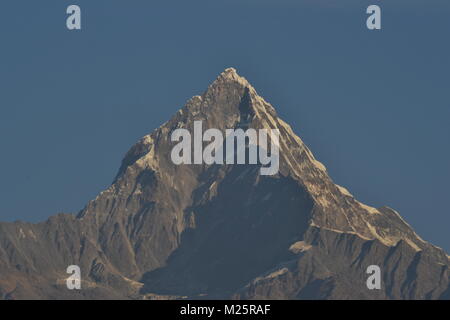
0 1 449 251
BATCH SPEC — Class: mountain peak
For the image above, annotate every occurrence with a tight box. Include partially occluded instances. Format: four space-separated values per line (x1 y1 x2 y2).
221 67 239 78
1 69 448 300
213 67 252 88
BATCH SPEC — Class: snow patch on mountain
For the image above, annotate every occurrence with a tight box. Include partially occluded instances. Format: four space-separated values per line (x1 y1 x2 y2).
336 185 353 197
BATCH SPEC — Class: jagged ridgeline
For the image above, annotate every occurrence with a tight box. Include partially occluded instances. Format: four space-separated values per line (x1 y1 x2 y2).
0 69 448 299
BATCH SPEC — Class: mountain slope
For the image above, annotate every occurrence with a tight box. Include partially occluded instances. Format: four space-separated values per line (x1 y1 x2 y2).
0 68 448 299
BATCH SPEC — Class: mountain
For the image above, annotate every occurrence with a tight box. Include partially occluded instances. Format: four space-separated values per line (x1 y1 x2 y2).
0 68 448 300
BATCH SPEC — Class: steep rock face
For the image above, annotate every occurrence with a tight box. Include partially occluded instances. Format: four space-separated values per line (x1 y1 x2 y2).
0 68 448 299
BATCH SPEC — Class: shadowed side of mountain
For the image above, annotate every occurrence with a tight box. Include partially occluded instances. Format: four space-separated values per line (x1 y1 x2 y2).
140 165 314 297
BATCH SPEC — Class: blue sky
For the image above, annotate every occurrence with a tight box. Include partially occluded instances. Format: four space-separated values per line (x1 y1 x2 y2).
0 0 449 251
